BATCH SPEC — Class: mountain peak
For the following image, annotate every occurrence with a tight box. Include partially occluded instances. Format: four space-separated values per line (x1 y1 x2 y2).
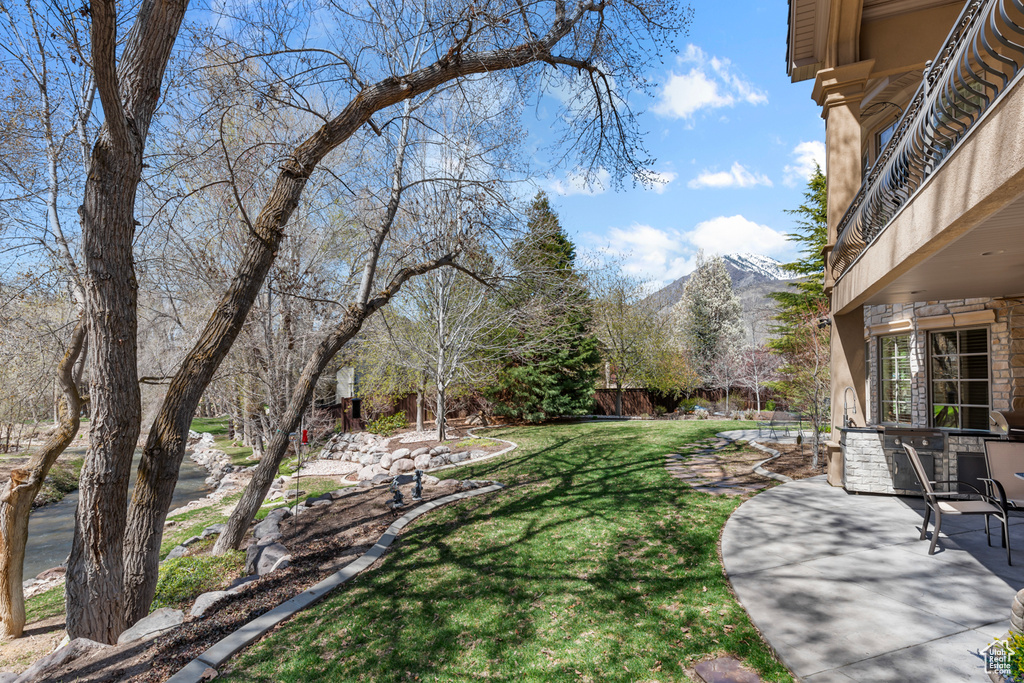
720 253 789 281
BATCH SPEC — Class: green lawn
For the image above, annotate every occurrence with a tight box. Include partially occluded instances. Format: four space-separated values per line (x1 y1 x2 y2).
190 417 255 467
220 420 791 683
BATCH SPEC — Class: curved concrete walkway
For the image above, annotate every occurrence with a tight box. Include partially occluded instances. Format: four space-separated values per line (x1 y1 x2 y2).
722 476 1024 682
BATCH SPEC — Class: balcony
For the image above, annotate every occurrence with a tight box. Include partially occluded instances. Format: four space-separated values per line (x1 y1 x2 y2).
830 0 1024 313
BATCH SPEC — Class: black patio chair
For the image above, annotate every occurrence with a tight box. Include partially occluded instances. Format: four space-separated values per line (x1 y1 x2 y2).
903 443 1011 563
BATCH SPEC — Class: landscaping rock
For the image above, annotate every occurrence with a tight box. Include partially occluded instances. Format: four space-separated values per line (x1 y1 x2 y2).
389 458 415 476
256 533 282 547
694 657 761 683
117 608 184 645
371 463 387 475
266 490 283 501
0 673 17 682
311 499 332 508
357 465 376 481
391 448 411 460
329 488 358 500
15 637 108 682
166 545 188 560
448 452 469 464
252 517 280 540
228 574 259 592
380 453 394 470
267 506 291 520
359 454 374 466
422 474 440 485
428 455 448 469
284 489 306 500
256 543 291 575
468 450 486 459
430 445 451 455
201 524 226 538
181 535 203 547
413 453 431 469
411 447 430 458
438 479 459 487
371 474 393 486
244 544 262 575
190 590 233 618
34 567 65 581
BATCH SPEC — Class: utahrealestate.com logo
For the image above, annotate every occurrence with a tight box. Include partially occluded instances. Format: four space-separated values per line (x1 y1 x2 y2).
985 633 1024 681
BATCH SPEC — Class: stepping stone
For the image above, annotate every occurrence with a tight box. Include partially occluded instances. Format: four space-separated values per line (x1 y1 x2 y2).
695 657 761 683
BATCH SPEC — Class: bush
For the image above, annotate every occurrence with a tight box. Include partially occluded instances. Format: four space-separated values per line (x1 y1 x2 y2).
151 551 246 611
654 405 667 416
743 409 756 421
34 458 84 506
694 408 710 420
677 398 700 414
366 413 406 436
766 400 777 411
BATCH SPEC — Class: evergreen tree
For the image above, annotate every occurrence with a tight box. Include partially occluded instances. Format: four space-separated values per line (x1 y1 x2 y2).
488 193 601 421
768 165 828 353
676 252 743 379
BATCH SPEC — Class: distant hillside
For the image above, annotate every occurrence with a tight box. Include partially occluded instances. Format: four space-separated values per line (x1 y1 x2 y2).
647 253 802 343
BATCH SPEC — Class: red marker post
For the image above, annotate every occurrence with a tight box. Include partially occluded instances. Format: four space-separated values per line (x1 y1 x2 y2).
302 429 308 444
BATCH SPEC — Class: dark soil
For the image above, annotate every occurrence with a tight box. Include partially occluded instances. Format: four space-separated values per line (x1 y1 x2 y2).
761 443 828 480
38 479 465 683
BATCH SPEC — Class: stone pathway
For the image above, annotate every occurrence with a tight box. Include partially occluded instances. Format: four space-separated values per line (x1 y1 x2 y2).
664 437 769 496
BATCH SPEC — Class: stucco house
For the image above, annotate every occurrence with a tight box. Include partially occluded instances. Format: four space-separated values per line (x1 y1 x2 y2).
787 0 1024 494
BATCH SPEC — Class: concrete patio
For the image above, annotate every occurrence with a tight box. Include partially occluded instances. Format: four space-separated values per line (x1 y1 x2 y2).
722 475 1024 682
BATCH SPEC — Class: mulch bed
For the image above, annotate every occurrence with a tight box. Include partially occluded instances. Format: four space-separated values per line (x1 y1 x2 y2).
38 479 465 682
760 443 827 480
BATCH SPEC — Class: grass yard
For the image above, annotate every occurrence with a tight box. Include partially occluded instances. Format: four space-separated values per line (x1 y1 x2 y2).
190 417 255 467
220 420 791 683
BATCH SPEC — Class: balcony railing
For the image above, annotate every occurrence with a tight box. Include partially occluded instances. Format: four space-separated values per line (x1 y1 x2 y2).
830 0 1024 280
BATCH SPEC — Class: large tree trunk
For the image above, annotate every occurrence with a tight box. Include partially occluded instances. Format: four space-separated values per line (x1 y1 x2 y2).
415 387 424 433
67 0 188 644
436 387 447 442
0 323 85 638
615 382 623 417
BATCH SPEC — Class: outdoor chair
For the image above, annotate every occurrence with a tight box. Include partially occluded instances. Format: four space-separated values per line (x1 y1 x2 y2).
984 440 1024 512
903 443 1011 563
756 411 803 440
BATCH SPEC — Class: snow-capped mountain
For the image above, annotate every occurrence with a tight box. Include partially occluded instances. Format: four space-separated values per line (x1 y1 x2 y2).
721 253 790 282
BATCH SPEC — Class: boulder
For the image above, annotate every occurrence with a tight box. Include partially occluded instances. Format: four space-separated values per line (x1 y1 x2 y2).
371 474 393 486
422 474 440 485
190 590 232 618
379 453 394 470
448 452 469 464
389 458 415 476
244 543 262 575
329 488 357 500
267 506 292 520
413 454 431 469
359 454 374 466
35 567 65 582
256 543 291 575
428 456 448 469
165 545 188 560
15 638 108 682
117 608 183 645
228 574 259 592
411 447 430 458
256 533 282 547
284 489 306 500
391 448 411 460
181 535 202 547
468 450 487 460
430 445 451 455
438 479 459 487
311 499 332 508
357 465 376 481
371 463 386 475
252 517 280 540
201 524 226 538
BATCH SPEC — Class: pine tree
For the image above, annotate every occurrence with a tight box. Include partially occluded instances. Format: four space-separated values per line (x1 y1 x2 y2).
768 165 828 353
488 193 601 421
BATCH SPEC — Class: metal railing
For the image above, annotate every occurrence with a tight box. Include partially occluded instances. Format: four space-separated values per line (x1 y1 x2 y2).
830 0 1024 280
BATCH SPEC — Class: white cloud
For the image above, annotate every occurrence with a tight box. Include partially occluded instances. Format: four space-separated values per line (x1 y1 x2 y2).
596 215 790 288
783 140 826 187
688 162 772 189
653 45 767 121
549 168 612 196
688 215 789 256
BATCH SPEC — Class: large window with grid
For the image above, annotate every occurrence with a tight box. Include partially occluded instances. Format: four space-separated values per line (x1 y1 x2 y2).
879 335 912 425
930 328 990 430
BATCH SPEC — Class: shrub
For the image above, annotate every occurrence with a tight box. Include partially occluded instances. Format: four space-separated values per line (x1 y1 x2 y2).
694 408 710 420
677 398 700 414
743 409 756 421
766 400 777 411
151 551 246 611
654 405 667 416
34 458 85 506
366 413 406 436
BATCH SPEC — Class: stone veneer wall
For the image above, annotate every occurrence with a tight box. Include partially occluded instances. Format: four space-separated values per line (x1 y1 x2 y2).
863 297 1024 429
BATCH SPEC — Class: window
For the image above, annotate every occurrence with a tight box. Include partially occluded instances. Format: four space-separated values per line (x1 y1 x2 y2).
879 335 912 425
930 328 990 430
877 119 899 154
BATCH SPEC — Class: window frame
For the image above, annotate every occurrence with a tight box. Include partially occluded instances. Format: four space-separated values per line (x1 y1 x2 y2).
927 326 991 431
877 333 913 427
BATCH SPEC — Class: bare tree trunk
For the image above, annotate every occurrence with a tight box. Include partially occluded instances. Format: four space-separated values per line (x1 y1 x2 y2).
436 387 447 442
615 382 623 417
416 387 424 433
0 323 85 638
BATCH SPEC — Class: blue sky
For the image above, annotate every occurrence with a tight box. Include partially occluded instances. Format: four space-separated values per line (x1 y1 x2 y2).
530 0 824 287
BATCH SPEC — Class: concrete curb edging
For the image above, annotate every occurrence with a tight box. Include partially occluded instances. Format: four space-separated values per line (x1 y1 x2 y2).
166 483 506 683
716 431 794 484
423 427 518 474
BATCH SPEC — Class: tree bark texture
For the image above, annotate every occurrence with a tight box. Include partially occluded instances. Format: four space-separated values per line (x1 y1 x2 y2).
121 22 590 619
0 323 85 638
67 0 187 644
212 259 453 555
